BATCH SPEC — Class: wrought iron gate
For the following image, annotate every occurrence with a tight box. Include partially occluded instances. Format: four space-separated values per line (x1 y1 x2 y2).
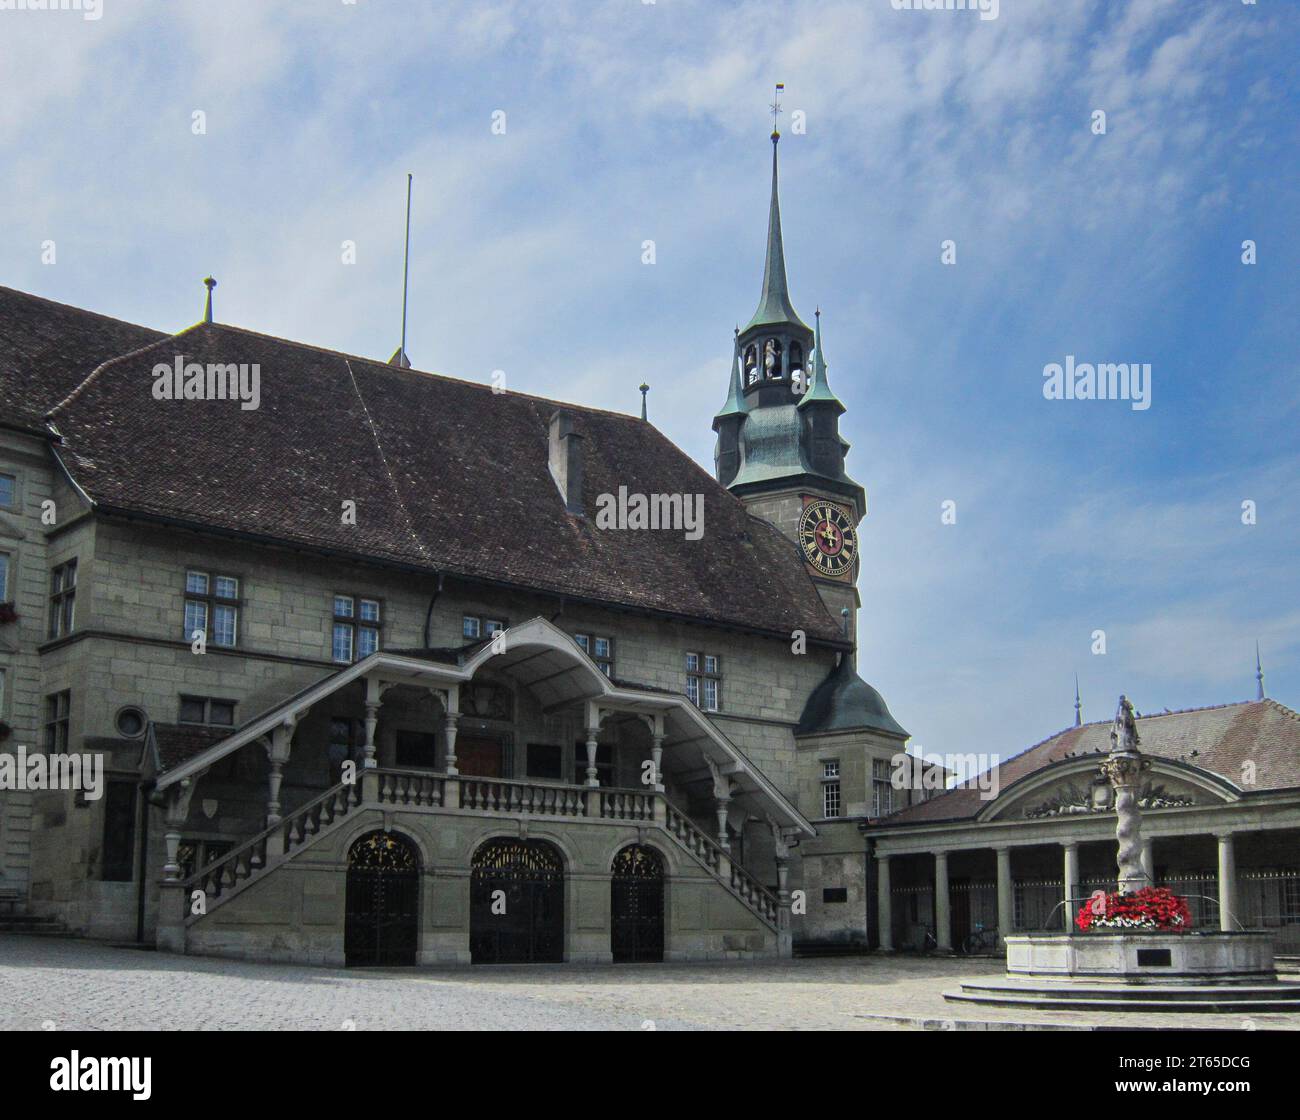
611 844 665 963
470 838 564 963
345 831 419 966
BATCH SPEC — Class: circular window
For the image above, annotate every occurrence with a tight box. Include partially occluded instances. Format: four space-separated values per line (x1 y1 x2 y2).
115 707 147 738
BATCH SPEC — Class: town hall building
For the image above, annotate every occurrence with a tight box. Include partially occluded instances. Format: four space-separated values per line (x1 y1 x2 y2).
0 125 1296 966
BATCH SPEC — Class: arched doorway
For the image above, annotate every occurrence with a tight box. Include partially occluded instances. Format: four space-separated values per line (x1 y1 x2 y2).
611 844 665 963
470 838 564 963
345 831 420 966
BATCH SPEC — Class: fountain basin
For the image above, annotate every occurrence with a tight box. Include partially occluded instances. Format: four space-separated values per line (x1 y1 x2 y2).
1004 930 1275 985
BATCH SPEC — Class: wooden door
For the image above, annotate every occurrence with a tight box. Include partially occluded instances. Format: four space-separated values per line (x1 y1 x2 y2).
458 735 504 778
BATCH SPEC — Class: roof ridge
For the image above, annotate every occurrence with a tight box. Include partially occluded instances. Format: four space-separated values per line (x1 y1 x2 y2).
0 284 162 336
201 321 646 423
44 324 203 419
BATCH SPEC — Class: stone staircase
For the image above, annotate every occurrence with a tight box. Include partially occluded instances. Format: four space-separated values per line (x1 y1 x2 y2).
179 772 784 936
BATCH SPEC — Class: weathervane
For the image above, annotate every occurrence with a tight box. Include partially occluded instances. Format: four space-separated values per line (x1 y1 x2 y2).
770 82 784 139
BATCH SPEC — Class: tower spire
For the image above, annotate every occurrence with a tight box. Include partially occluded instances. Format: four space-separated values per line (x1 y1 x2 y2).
745 84 806 334
799 306 844 410
714 326 746 421
1256 642 1266 700
1074 674 1083 726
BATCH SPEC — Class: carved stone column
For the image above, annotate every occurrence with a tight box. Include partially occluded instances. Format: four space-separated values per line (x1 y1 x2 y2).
444 711 460 776
714 798 731 851
876 853 893 952
266 723 293 827
1217 832 1236 932
584 730 600 787
1101 695 1151 894
934 850 952 952
157 778 198 954
362 676 382 770
996 845 1014 943
1062 841 1079 932
650 734 664 793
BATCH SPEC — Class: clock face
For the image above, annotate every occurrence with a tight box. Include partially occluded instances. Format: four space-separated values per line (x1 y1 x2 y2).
798 501 857 578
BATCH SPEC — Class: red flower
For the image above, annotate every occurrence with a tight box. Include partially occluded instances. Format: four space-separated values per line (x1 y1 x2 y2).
1076 886 1191 932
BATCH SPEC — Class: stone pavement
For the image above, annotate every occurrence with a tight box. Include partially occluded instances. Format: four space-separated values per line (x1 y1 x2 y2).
2 935 1298 1031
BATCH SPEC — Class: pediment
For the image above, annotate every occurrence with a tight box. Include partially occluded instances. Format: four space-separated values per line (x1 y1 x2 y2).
980 757 1240 823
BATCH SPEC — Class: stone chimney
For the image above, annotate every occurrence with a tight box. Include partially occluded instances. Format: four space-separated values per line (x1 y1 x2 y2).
548 410 585 516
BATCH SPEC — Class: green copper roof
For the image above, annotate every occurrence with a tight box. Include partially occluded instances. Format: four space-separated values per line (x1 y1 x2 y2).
744 137 809 334
713 328 747 423
798 308 845 412
796 654 910 739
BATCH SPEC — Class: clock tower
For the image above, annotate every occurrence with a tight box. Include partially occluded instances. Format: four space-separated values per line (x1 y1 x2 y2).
713 109 865 643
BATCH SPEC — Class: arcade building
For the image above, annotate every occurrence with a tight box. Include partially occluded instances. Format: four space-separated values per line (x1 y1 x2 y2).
0 127 1295 966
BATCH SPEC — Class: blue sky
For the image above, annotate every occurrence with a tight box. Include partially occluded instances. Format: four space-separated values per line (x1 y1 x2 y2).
3 0 1297 770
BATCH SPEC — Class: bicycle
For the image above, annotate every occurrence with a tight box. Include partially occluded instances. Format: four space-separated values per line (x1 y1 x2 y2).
961 922 997 955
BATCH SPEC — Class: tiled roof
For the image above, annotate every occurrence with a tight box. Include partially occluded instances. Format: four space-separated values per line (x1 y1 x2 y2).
151 723 231 773
880 699 1300 826
0 286 163 432
9 287 844 643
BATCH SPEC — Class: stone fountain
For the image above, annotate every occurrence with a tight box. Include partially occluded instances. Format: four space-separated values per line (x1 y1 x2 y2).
945 696 1300 1013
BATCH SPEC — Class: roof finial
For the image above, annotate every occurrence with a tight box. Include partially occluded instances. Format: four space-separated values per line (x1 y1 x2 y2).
770 82 784 142
1256 641 1266 701
202 276 216 324
1074 673 1082 726
639 382 650 421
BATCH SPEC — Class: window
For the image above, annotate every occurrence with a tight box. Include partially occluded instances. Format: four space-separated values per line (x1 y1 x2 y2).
178 695 236 727
0 473 14 509
872 758 894 818
0 551 9 601
328 717 360 783
115 707 146 738
44 690 70 753
526 743 563 781
822 759 842 819
332 595 381 663
574 633 614 677
0 668 6 717
823 887 848 904
395 729 440 769
463 616 507 641
101 781 137 882
48 559 76 639
184 569 239 647
685 652 721 711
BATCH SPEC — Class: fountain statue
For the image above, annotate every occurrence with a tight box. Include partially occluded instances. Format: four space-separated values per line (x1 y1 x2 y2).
1099 694 1151 894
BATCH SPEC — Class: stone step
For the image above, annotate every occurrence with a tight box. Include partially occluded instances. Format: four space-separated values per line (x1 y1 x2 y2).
945 989 1300 1013
958 979 1300 1002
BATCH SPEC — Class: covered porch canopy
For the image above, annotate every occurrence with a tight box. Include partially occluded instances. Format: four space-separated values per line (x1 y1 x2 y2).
152 616 814 838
